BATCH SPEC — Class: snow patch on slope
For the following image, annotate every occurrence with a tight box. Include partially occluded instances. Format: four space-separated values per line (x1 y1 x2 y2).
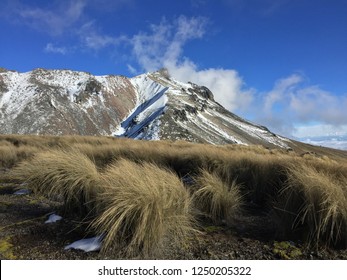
213 111 290 148
114 74 168 140
65 235 103 252
0 71 33 117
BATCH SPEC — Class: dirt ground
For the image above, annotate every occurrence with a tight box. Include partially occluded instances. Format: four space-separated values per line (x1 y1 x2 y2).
1 170 346 260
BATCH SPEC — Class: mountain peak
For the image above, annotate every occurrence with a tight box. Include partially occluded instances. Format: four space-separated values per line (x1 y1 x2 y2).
0 67 290 149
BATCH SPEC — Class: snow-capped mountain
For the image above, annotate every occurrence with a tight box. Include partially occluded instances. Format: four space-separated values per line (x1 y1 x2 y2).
0 67 291 148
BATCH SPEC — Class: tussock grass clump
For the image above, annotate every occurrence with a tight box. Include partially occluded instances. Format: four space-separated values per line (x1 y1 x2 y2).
274 162 347 247
92 159 194 257
208 153 288 207
193 169 242 225
3 134 347 250
10 149 101 216
0 143 43 169
0 145 18 168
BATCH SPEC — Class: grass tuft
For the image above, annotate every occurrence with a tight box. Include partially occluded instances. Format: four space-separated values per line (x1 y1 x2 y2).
10 149 102 216
91 159 194 257
193 169 242 225
274 162 347 247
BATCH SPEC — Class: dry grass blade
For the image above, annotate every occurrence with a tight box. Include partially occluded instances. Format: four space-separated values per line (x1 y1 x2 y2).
10 149 102 216
274 162 347 247
91 159 194 257
193 169 242 225
0 145 18 168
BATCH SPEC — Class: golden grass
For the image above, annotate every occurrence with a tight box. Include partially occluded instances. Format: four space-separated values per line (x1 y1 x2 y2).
10 149 102 216
274 162 347 247
91 159 194 257
3 134 347 249
193 169 242 225
0 145 17 168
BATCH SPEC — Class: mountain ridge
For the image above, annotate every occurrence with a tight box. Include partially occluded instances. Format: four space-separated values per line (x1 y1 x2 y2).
1 67 343 154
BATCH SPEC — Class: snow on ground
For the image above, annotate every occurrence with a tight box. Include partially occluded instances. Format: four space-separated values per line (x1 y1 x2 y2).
34 69 90 93
130 73 166 103
64 235 103 252
0 71 33 118
196 112 246 144
45 214 62 224
13 189 31 195
135 92 167 123
213 111 289 148
115 74 169 139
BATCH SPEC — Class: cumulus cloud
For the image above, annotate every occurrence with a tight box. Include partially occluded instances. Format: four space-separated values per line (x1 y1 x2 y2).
263 74 302 112
128 16 253 111
289 86 347 124
167 60 254 111
251 74 347 137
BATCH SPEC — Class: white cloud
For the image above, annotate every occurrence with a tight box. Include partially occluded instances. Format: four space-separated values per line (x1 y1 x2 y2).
289 86 347 124
128 16 253 111
127 64 138 75
250 74 347 138
129 16 207 71
166 60 254 111
44 43 68 55
294 124 347 138
300 138 347 151
15 0 86 36
263 74 302 112
78 21 121 50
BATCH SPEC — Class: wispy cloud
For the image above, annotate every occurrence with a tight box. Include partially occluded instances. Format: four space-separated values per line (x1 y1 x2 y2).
127 64 138 75
78 21 122 50
127 16 253 111
44 43 68 55
129 16 207 71
12 0 86 36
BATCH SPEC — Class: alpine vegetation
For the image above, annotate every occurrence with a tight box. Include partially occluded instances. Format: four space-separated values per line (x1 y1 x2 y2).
4 134 347 258
91 159 194 257
193 169 242 226
10 149 102 216
275 162 347 247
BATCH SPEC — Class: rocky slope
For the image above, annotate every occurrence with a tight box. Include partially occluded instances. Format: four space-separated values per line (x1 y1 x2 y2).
0 67 291 148
0 68 136 135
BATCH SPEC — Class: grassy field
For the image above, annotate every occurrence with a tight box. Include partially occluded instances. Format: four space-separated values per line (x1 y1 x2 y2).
1 134 347 258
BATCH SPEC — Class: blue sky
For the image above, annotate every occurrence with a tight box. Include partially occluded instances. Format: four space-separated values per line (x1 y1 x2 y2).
1 0 347 148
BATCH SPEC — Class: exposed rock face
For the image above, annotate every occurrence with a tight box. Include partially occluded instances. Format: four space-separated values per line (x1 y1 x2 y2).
0 76 7 92
0 67 291 149
0 69 137 135
188 82 214 100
